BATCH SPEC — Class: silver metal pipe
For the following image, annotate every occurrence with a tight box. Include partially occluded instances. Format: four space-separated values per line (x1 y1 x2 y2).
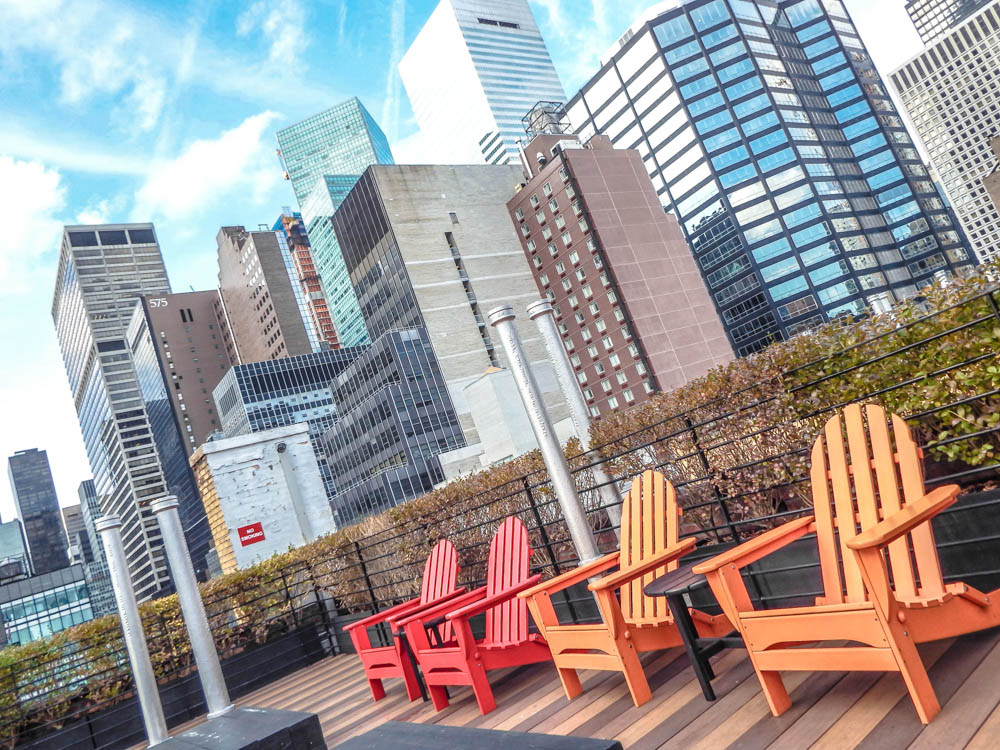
527 300 623 536
488 304 601 564
96 515 168 746
151 496 233 718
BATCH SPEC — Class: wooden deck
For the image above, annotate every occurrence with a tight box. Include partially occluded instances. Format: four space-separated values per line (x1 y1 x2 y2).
157 627 1000 749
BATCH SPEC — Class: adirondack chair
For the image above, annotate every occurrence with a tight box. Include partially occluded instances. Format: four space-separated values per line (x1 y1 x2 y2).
343 538 464 702
693 403 1000 724
518 470 731 707
398 516 551 715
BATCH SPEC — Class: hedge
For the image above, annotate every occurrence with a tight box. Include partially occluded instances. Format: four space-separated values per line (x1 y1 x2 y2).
1 263 998 746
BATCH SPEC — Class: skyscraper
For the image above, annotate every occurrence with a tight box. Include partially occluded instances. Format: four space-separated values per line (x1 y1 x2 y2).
7 449 69 576
52 223 206 600
332 164 571 446
905 0 993 43
399 0 567 165
891 1 1000 263
273 211 339 349
137 290 235 455
61 504 86 565
216 225 319 361
509 128 733 414
213 347 367 511
568 0 975 355
276 98 395 347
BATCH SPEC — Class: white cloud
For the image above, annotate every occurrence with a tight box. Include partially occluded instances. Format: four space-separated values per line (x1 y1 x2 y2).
380 0 406 142
0 156 66 292
236 0 308 68
134 111 284 221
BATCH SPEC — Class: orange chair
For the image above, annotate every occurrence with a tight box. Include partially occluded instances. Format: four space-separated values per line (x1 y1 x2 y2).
694 403 1000 724
519 470 730 707
344 539 464 702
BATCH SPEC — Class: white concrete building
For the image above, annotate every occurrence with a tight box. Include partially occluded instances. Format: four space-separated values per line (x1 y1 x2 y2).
891 1 1000 262
398 0 566 165
190 423 334 574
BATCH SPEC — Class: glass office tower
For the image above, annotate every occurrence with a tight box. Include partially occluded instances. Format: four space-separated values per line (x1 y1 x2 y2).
275 99 395 348
906 0 994 43
213 347 367 506
892 1 1000 264
399 0 567 164
52 224 206 600
568 0 974 355
6 449 69 576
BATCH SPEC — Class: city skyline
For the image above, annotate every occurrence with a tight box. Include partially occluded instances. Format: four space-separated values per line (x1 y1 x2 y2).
0 1 947 519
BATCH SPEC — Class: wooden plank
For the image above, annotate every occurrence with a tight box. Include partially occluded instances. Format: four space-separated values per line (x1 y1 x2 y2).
853 629 1000 750
717 669 847 750
807 639 954 750
606 649 746 748
811 436 843 604
765 671 884 750
658 670 811 750
965 696 1000 750
825 412 865 602
906 637 1000 749
623 653 756 750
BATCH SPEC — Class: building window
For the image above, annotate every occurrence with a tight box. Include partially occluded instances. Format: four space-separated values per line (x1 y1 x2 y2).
529 193 540 207
542 182 553 196
549 198 559 212
515 207 524 221
569 250 580 264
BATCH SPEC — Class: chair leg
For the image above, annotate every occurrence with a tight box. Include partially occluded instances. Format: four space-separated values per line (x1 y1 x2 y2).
744 650 791 717
887 624 940 724
400 658 422 702
556 665 583 700
469 662 497 715
428 684 450 711
617 641 652 707
366 677 386 702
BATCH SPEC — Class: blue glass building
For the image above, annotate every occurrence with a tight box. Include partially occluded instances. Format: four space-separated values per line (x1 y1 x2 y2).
212 348 368 506
275 99 395 348
568 0 975 355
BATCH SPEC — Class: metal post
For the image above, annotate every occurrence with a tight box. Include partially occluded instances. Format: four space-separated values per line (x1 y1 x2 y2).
489 304 601 564
527 299 623 536
96 515 168 746
151 497 233 718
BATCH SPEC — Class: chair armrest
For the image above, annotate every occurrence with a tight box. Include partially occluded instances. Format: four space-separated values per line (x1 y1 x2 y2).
588 538 697 592
446 575 543 622
847 485 959 551
517 552 621 600
394 586 488 628
693 515 815 574
343 596 421 632
384 587 467 628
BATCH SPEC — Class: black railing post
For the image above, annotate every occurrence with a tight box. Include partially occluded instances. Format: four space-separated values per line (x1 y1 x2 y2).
684 416 740 543
353 540 386 644
280 570 299 630
987 289 1000 324
524 477 580 624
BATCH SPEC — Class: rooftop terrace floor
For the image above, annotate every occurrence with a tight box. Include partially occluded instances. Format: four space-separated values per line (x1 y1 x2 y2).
156 625 1000 749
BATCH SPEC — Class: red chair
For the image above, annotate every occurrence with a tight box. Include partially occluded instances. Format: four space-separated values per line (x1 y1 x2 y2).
344 539 463 702
399 517 551 714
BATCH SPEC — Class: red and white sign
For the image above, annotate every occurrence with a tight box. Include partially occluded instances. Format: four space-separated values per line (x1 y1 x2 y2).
238 522 265 546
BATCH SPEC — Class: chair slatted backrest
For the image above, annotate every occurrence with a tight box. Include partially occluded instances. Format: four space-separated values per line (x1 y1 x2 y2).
619 470 682 626
811 403 945 605
484 517 532 646
420 539 459 641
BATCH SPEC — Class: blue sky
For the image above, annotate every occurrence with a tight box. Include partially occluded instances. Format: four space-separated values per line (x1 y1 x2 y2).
0 0 923 519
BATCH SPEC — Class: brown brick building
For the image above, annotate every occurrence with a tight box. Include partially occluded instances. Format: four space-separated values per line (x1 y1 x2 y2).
139 291 234 454
274 212 340 349
216 226 316 363
507 133 732 415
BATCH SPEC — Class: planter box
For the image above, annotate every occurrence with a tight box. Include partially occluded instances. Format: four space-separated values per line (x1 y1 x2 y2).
18 625 329 750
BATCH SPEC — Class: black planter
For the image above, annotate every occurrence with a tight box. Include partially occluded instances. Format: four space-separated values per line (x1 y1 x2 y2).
18 625 329 750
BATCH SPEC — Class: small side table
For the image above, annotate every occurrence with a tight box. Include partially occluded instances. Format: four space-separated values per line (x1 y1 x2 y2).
643 561 743 701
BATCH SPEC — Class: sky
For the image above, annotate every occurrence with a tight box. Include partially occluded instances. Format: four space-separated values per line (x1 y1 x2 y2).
0 0 926 520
